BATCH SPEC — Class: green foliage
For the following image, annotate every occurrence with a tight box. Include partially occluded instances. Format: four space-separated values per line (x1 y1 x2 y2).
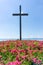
9 43 14 49
22 42 28 49
22 59 32 65
33 52 38 57
0 41 43 65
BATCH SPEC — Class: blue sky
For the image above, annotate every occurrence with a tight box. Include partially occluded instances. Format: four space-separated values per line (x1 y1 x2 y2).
0 0 43 39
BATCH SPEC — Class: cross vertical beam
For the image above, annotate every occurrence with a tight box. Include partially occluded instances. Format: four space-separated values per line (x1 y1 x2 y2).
20 5 21 40
12 5 28 40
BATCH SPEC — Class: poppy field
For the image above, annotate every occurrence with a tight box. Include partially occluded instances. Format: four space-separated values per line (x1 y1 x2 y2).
0 40 43 65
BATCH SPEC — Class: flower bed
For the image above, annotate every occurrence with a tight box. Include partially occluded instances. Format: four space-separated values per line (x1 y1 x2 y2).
0 40 43 65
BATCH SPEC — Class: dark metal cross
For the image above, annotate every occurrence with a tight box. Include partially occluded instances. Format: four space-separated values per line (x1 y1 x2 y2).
12 5 28 40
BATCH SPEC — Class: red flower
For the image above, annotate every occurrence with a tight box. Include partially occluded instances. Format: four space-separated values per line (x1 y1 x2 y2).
32 58 37 63
10 49 18 54
37 60 42 64
29 50 33 54
16 41 22 47
21 55 28 59
19 49 26 53
33 50 38 53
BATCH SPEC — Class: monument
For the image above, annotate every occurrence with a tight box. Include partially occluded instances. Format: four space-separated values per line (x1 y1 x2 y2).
12 5 28 40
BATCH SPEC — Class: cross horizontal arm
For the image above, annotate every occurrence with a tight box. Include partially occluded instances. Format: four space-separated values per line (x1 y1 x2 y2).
21 13 28 16
12 13 28 16
12 14 20 16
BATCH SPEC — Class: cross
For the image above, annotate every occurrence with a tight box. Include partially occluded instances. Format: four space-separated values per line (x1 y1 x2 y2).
12 5 28 40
